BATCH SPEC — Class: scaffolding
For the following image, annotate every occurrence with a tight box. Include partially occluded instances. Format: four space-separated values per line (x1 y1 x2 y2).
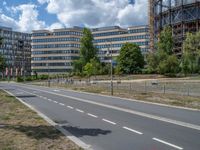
149 0 200 55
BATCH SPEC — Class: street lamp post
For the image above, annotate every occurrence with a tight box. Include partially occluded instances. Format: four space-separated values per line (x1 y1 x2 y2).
47 62 50 87
107 41 113 96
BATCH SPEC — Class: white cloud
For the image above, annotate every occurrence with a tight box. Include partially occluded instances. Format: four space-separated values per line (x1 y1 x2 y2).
3 1 7 6
43 0 148 28
0 4 46 32
0 0 148 32
37 0 49 5
47 22 64 30
15 4 46 32
0 14 18 29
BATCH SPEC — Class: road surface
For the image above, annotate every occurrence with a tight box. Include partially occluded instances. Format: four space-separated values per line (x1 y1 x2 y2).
1 82 200 150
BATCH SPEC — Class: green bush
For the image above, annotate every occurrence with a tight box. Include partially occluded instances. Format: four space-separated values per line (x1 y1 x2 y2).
38 74 49 80
25 76 33 81
16 77 23 82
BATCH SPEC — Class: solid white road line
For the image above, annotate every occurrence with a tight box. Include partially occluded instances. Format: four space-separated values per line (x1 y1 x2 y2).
152 138 183 150
122 126 143 135
67 106 74 109
87 113 98 118
53 101 58 104
59 103 65 106
102 119 116 125
76 109 84 113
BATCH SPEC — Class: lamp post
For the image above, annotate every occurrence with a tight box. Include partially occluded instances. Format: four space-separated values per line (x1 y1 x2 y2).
107 40 113 96
47 62 50 87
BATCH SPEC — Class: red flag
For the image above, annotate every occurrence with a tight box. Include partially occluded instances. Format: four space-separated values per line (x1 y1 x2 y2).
16 68 18 76
6 67 8 76
10 68 13 76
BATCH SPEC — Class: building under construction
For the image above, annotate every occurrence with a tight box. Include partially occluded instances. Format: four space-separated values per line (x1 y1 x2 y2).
149 0 200 55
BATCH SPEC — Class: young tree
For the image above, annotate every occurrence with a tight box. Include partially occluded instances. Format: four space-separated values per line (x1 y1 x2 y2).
157 26 174 55
182 32 200 74
147 26 178 75
117 43 144 74
73 28 98 75
80 28 98 63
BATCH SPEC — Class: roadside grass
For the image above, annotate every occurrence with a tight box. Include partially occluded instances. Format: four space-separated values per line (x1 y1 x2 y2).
0 90 81 150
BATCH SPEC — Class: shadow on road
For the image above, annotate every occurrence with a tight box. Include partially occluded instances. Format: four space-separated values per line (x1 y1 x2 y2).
3 124 63 140
62 126 111 137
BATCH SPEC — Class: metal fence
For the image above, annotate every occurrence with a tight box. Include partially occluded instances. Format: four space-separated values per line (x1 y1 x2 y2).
32 78 200 97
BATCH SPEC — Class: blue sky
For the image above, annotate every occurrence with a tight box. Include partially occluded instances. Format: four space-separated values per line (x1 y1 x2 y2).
0 0 148 32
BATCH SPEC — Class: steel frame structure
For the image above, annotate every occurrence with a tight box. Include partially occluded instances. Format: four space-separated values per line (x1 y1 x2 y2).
149 0 200 55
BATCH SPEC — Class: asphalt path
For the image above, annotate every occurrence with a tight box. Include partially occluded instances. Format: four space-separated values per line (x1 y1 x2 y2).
1 82 200 150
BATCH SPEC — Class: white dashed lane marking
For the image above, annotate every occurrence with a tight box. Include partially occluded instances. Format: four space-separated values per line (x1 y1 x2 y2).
102 119 116 125
87 113 98 118
122 126 143 135
76 109 84 113
67 106 74 109
152 138 183 150
53 101 58 104
59 103 65 106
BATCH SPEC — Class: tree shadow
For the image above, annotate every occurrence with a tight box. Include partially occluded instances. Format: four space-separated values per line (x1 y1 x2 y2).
3 125 63 140
62 125 111 137
5 95 36 99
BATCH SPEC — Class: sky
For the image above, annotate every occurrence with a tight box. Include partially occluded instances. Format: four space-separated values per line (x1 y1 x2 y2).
0 0 148 33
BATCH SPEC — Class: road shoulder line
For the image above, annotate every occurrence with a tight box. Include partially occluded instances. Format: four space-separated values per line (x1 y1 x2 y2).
2 89 92 150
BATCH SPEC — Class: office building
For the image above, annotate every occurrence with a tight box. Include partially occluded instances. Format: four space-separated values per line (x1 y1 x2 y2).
31 25 149 74
92 25 149 63
0 26 31 77
31 27 82 74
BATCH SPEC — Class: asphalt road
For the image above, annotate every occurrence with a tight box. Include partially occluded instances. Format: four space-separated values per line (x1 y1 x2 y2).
1 82 200 150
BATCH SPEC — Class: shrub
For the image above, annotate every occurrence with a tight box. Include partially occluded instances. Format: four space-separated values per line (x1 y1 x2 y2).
16 77 24 82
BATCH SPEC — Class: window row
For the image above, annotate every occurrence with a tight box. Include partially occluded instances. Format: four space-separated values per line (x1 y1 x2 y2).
93 31 126 37
32 62 72 67
32 56 79 61
32 31 82 37
32 50 79 55
32 37 80 43
32 44 81 49
93 35 149 43
33 69 72 73
95 42 149 49
128 28 149 34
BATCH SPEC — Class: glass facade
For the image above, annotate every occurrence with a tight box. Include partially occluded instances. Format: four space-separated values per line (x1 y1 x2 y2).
0 26 31 76
31 28 82 75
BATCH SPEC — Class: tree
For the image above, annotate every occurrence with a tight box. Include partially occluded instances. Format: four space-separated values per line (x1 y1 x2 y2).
158 55 179 75
157 26 173 55
182 31 200 74
147 26 178 75
73 28 98 75
146 53 159 73
80 28 98 63
83 58 101 78
0 54 6 78
0 37 3 45
73 58 85 75
117 43 144 74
